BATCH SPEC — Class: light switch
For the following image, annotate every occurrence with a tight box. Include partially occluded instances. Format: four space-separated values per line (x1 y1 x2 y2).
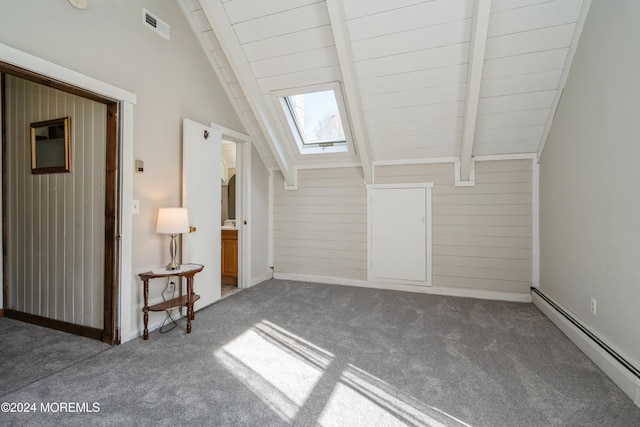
132 200 140 214
135 160 144 173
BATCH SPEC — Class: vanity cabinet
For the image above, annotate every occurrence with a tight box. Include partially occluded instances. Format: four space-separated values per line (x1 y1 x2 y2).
221 229 238 285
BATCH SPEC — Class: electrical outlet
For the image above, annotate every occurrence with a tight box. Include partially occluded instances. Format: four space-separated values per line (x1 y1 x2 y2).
168 281 175 291
590 298 597 315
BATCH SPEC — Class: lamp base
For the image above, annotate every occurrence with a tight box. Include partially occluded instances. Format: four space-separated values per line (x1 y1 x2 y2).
166 233 180 271
165 261 181 271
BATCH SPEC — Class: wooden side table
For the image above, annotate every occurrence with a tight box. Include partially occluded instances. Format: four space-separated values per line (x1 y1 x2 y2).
138 263 204 340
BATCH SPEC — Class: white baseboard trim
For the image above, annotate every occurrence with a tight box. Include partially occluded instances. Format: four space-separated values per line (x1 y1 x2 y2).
532 290 640 407
273 272 531 303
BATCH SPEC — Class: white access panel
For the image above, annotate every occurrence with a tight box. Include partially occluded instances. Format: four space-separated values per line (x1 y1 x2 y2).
368 184 433 285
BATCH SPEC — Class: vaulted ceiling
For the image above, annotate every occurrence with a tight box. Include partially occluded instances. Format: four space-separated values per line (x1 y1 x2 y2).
179 0 590 185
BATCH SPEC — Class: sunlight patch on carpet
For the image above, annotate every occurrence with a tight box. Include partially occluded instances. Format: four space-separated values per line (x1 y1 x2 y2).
214 320 334 422
318 365 473 427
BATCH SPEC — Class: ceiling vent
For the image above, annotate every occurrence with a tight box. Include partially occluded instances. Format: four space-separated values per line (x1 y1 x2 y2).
142 8 170 40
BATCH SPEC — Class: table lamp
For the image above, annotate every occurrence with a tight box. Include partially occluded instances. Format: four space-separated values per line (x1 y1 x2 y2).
156 207 189 270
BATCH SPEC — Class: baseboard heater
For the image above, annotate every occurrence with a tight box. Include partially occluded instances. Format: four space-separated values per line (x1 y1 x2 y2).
531 288 640 380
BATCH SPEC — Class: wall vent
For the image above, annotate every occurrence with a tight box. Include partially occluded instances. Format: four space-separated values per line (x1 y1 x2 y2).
142 8 170 40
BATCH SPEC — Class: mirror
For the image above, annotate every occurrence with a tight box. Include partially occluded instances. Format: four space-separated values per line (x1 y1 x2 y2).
228 174 236 220
221 139 237 226
30 117 71 174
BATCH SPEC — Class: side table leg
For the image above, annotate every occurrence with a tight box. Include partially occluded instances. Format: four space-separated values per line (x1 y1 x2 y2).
143 279 149 340
186 308 192 333
186 276 194 333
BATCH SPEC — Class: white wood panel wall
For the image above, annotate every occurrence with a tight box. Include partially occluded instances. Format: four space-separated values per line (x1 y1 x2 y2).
273 167 367 280
375 160 532 294
4 76 105 328
184 0 586 169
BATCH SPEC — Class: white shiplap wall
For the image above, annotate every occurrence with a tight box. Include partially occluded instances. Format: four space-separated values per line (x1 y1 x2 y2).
375 160 532 294
273 160 532 295
5 76 105 328
273 167 367 280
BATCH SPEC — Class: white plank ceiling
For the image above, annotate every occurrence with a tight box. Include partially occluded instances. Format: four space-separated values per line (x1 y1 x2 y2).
179 0 589 185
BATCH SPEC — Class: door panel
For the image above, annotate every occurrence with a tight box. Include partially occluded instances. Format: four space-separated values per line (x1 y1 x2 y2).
4 76 107 329
369 187 427 282
182 119 222 309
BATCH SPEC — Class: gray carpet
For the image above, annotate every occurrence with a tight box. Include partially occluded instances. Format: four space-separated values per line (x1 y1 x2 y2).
1 279 639 426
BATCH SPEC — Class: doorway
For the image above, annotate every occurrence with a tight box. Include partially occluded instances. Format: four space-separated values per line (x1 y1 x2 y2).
216 126 251 298
0 63 119 344
182 121 250 306
221 139 240 297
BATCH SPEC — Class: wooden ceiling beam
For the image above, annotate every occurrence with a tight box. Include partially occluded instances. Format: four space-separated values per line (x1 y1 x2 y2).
198 0 296 186
459 0 492 184
177 1 266 161
326 0 373 185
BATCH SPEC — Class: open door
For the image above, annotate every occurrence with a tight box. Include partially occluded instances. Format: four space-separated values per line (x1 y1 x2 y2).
182 119 222 309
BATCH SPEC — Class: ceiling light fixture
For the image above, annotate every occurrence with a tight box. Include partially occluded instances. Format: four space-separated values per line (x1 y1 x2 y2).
66 0 88 10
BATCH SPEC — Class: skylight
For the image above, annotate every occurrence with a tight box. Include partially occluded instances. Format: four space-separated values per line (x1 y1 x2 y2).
273 83 354 157
284 90 345 146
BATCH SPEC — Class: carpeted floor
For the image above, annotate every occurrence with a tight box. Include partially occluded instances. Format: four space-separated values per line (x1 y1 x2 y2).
1 279 639 426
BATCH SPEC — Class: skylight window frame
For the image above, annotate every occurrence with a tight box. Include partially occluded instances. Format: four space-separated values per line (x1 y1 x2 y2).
283 91 346 147
272 82 356 158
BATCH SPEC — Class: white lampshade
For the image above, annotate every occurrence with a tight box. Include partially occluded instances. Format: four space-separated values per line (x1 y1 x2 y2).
156 208 189 234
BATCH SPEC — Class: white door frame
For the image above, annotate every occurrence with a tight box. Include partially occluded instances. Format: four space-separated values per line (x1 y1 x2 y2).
211 124 251 289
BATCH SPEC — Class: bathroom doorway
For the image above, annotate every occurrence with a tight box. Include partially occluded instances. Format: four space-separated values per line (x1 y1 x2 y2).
221 139 240 298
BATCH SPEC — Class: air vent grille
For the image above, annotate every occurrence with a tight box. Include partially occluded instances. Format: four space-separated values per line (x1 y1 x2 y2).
145 13 157 28
142 8 170 40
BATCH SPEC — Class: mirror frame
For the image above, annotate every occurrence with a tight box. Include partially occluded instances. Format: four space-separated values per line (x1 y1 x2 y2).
30 117 71 174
